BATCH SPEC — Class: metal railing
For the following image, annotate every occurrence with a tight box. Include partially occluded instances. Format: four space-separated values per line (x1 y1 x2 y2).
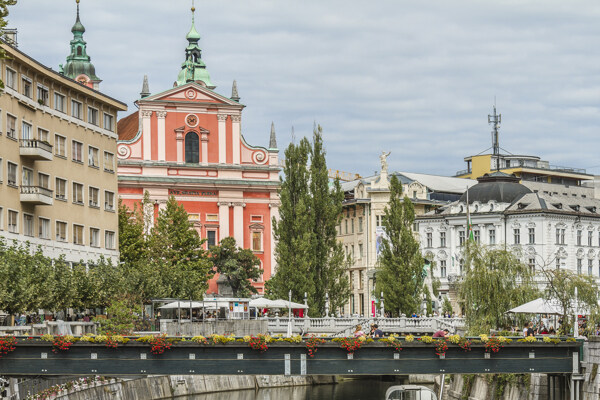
20 185 53 198
19 138 53 153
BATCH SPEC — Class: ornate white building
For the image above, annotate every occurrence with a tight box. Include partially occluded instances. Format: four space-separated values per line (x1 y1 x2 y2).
416 172 600 312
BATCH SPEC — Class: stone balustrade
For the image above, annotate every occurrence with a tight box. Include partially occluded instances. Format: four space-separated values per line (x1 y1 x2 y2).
0 321 96 336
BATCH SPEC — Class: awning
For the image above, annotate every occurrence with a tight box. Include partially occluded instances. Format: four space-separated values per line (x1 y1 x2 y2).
158 301 204 310
506 298 562 315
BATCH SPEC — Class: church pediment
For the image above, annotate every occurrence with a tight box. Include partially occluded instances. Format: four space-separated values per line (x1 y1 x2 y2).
142 82 242 107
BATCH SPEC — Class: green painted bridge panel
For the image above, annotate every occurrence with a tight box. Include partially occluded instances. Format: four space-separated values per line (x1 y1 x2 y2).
0 342 580 377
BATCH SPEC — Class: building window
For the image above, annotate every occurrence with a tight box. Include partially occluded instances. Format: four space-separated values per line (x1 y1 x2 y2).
252 231 263 252
54 93 65 112
37 85 49 106
556 257 561 270
351 219 355 234
6 114 16 139
459 231 465 246
488 229 496 245
528 258 536 274
72 141 83 163
206 230 216 248
8 210 18 233
589 259 593 276
38 173 49 189
577 258 582 274
103 151 115 173
345 219 348 234
22 167 33 186
184 132 199 163
37 128 49 143
577 230 582 246
87 107 99 126
23 214 34 237
105 231 115 250
459 259 464 275
21 121 32 140
473 230 480 244
56 221 67 242
426 232 432 248
73 182 84 204
206 214 219 222
5 68 15 89
0 207 3 230
0 158 2 183
440 232 446 247
105 191 115 211
55 178 67 200
103 113 114 131
359 243 363 258
73 224 84 245
22 77 32 98
588 231 593 247
71 100 82 119
90 228 100 247
87 146 99 168
351 244 355 259
39 218 50 239
556 228 565 245
55 135 66 157
7 162 17 186
358 217 363 233
359 270 364 290
513 228 520 245
440 260 447 278
376 215 382 227
529 228 535 244
88 187 99 208
349 271 354 290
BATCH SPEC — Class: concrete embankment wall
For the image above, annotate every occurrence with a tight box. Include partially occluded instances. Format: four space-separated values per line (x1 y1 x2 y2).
45 375 336 400
442 373 546 400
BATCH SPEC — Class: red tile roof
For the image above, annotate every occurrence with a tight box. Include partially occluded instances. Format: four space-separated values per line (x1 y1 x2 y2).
117 111 139 141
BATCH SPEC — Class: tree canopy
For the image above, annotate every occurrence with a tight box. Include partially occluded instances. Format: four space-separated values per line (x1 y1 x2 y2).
210 237 262 298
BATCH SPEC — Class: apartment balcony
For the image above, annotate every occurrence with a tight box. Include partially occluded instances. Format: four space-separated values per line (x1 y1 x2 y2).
19 139 53 161
20 186 53 205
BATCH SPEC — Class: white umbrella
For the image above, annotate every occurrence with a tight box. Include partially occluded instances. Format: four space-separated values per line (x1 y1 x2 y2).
249 298 277 308
270 299 309 309
506 298 561 315
158 301 204 309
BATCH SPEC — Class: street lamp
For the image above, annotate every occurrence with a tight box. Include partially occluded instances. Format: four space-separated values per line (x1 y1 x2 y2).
325 292 330 318
380 291 385 318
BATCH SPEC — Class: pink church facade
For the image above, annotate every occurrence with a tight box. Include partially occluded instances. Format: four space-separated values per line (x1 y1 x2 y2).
116 9 280 295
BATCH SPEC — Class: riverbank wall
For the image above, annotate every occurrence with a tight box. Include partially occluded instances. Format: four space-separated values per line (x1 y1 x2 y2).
15 375 336 400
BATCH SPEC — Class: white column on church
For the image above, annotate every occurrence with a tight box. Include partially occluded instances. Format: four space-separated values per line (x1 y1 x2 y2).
269 202 280 275
156 111 167 161
217 114 228 163
141 110 153 160
218 202 230 240
201 133 208 165
231 114 241 164
233 202 245 246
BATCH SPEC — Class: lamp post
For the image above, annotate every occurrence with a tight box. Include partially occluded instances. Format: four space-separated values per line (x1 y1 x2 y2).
325 292 330 318
286 289 292 337
380 291 385 318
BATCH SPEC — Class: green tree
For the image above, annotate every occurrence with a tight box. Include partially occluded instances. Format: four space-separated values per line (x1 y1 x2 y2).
542 267 599 335
149 195 213 299
308 126 349 316
376 175 425 316
118 199 147 266
210 237 261 297
458 244 539 334
95 300 140 335
0 240 31 315
268 138 314 303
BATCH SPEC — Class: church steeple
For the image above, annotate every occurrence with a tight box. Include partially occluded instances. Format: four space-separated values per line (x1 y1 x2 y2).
176 2 215 89
59 0 101 90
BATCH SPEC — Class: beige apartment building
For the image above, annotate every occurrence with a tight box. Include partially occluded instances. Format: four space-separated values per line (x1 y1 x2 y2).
0 36 127 263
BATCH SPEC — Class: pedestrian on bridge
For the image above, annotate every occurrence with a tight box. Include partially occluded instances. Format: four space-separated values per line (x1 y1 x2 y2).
353 325 365 337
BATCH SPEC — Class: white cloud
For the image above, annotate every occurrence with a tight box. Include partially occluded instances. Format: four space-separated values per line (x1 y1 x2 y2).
9 0 600 176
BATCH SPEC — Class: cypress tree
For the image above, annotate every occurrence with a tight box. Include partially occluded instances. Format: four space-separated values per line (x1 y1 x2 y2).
267 138 314 303
376 175 425 316
308 126 349 316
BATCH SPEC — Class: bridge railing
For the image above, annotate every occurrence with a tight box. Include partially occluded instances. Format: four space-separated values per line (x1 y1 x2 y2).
266 317 465 335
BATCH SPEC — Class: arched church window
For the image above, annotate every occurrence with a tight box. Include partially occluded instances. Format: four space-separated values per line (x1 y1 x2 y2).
185 132 199 163
77 46 82 56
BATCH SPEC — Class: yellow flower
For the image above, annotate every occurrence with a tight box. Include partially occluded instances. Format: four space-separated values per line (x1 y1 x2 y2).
405 334 415 342
479 334 489 343
420 335 433 344
448 335 461 344
242 336 251 342
358 336 366 342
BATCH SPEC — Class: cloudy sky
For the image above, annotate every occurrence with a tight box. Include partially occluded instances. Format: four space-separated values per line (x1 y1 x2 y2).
8 1 600 177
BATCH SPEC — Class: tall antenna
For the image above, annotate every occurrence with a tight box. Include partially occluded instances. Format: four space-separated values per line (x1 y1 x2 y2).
488 104 501 171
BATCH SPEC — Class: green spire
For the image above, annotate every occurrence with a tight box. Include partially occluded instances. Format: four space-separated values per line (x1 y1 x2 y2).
176 3 215 89
61 0 101 89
